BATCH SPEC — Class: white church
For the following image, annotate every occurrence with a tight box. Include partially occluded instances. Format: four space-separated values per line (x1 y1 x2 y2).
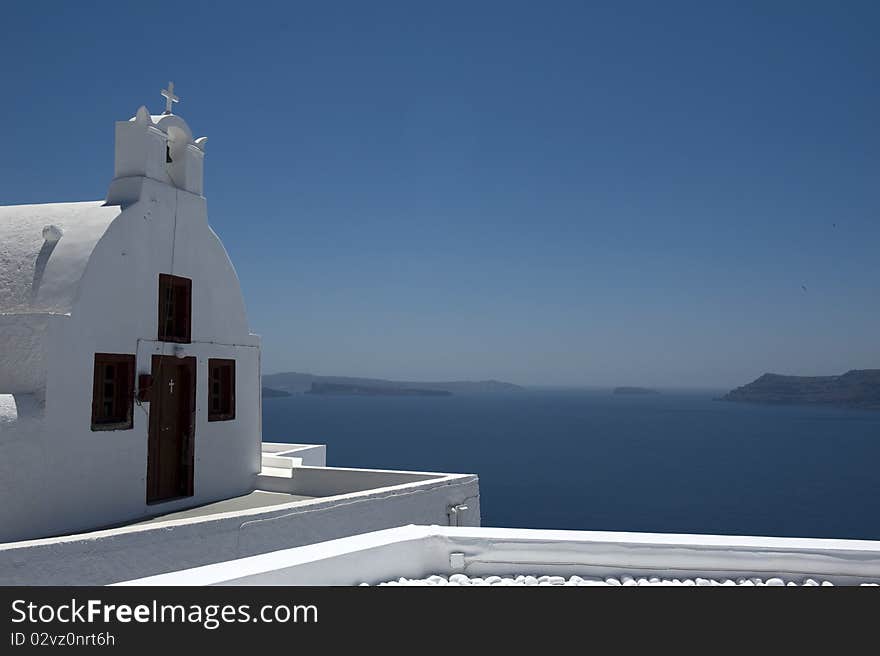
0 85 261 541
1 86 878 586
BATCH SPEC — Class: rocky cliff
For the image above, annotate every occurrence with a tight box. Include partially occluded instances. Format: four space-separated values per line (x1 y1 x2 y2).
721 369 880 409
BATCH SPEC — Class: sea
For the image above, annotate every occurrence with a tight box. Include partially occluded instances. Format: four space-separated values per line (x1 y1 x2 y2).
262 389 880 541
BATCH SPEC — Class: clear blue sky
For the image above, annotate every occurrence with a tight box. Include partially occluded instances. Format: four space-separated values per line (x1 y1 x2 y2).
2 1 878 388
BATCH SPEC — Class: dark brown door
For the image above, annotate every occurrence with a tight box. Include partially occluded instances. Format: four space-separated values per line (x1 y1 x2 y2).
147 355 196 503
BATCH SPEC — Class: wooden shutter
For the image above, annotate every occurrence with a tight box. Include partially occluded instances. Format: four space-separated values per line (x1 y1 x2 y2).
91 353 135 430
208 359 236 421
157 274 192 343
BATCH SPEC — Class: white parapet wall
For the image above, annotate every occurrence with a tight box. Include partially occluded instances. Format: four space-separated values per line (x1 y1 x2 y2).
0 470 480 585
261 443 326 467
118 525 880 587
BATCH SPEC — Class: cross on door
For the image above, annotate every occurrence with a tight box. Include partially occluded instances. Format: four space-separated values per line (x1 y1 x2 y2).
168 378 175 395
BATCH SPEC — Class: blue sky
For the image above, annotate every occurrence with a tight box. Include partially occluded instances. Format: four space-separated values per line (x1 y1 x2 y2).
2 1 878 388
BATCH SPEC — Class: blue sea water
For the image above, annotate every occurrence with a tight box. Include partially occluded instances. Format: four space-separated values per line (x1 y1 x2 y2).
262 390 880 540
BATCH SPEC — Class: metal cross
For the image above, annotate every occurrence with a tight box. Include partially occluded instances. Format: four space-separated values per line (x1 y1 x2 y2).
168 378 175 395
161 82 179 114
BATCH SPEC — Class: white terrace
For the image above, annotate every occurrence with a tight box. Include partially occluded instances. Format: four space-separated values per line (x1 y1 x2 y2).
119 524 880 587
0 443 480 586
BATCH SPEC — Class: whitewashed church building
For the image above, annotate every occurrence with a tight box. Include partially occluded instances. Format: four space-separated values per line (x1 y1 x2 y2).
0 85 261 541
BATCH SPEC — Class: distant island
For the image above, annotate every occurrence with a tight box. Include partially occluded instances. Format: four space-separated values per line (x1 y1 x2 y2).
262 387 292 398
262 372 524 396
721 369 880 410
306 382 452 397
613 386 659 395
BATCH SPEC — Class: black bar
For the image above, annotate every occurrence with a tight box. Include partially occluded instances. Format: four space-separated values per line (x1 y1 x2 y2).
0 586 875 651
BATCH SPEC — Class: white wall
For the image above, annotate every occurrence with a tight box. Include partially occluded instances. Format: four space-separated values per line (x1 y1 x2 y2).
0 473 480 585
262 443 326 467
118 526 880 587
0 175 261 542
0 394 47 537
0 201 120 393
0 315 51 394
259 465 455 496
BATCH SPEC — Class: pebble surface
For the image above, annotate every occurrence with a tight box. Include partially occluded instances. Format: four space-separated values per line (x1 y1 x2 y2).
362 574 880 586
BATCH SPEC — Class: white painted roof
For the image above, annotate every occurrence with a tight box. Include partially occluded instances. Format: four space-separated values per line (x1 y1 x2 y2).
0 200 120 314
116 525 880 587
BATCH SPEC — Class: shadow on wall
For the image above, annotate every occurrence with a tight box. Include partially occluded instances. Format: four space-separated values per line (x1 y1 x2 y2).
30 226 63 304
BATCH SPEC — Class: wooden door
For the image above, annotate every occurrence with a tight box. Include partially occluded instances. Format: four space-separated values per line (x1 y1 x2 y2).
147 355 196 503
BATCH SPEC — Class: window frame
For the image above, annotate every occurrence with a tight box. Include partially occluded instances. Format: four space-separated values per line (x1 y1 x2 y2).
91 353 135 431
157 273 192 344
207 358 236 422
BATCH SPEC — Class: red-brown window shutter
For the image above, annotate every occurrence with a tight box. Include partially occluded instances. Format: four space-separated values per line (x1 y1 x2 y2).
91 353 135 430
158 274 192 343
208 359 236 421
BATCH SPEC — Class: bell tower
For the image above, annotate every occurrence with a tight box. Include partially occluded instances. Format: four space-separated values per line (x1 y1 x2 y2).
106 83 207 206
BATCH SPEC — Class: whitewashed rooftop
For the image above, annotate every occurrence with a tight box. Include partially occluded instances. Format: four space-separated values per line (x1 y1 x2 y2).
118 525 880 587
